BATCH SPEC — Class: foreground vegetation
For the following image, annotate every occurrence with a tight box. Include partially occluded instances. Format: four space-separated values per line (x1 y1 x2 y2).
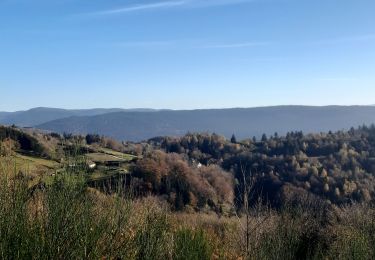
1 155 375 259
2 125 375 258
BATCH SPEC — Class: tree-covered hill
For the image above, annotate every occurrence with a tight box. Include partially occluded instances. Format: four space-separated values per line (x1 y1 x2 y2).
0 107 162 127
36 106 375 141
146 125 375 208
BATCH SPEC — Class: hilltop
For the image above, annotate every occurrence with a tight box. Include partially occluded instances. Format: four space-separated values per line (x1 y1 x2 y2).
0 107 160 127
35 105 375 141
3 106 375 142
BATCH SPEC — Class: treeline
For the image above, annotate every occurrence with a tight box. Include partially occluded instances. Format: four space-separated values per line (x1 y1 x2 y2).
62 133 124 152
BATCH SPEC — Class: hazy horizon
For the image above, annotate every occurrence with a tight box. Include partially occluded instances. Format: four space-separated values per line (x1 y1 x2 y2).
2 104 375 113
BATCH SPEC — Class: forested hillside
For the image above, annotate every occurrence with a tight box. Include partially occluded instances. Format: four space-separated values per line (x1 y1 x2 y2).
0 107 129 126
36 106 375 141
3 124 375 210
142 125 375 209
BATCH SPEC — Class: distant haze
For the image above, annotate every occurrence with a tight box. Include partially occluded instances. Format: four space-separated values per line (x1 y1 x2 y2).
2 106 375 141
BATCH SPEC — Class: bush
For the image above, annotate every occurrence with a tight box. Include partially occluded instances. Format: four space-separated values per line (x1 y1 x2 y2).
134 201 171 260
327 204 375 259
328 227 373 259
0 166 32 259
34 174 106 259
85 134 101 145
174 229 213 260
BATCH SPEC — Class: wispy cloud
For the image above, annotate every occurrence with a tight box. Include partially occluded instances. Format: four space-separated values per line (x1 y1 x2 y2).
189 0 256 8
201 41 272 49
90 1 186 16
84 0 255 16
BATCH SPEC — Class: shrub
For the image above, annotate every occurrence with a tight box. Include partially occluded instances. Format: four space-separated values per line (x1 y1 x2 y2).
134 202 171 260
0 165 32 259
174 229 213 260
328 227 373 259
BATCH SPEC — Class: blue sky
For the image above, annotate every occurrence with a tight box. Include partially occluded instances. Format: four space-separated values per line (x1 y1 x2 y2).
1 0 375 111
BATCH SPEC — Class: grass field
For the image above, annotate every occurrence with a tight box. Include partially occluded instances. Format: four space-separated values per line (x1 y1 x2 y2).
0 147 134 186
97 148 136 161
86 153 127 163
0 153 60 176
84 149 133 181
15 154 59 169
86 150 135 163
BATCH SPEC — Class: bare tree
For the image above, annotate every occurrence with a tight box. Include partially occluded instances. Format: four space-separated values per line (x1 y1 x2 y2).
235 162 270 259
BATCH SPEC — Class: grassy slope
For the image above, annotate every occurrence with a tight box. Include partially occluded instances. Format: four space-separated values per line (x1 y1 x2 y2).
0 148 134 179
86 153 127 163
0 153 59 175
97 147 136 160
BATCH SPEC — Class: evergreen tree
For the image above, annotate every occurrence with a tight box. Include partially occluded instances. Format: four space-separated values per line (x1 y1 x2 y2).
231 134 237 144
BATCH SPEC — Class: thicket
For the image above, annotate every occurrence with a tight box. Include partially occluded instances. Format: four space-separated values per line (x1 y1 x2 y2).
133 151 234 212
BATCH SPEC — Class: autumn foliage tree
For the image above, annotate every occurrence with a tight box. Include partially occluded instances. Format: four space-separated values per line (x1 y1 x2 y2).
134 151 234 211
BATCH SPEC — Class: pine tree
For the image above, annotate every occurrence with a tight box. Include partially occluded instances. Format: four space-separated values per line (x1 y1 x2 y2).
231 134 237 144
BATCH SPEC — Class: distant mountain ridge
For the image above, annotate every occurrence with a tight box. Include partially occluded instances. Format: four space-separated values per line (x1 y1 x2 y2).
0 107 160 127
31 105 375 142
0 112 11 121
